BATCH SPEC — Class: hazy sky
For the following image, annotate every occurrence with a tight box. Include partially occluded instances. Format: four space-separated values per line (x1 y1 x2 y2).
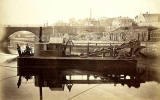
0 0 160 25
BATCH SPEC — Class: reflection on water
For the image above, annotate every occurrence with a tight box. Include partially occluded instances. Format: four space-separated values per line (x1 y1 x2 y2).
0 53 160 100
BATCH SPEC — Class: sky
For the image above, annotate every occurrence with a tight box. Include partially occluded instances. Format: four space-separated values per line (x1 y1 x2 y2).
0 0 160 25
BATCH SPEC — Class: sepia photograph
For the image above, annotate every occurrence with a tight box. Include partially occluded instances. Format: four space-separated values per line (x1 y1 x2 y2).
0 0 160 100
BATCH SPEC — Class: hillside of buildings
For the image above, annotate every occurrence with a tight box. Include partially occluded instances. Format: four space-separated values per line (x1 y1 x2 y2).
50 13 160 42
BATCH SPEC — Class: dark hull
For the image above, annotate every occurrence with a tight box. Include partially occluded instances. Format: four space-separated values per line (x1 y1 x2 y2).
17 57 137 76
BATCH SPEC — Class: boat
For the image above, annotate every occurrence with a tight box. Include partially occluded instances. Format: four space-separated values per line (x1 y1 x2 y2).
16 27 145 100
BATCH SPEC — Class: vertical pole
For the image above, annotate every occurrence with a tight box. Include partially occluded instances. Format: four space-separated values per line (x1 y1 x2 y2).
69 75 71 80
87 74 90 84
70 45 71 55
87 42 89 56
17 76 22 88
39 86 43 100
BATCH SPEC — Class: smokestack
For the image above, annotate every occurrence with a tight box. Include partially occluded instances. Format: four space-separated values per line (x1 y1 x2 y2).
39 27 42 42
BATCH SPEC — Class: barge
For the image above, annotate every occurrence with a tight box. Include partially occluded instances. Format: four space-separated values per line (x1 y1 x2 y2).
16 27 145 100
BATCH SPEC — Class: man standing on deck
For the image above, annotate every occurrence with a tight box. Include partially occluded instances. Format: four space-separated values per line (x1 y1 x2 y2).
25 44 31 55
17 44 22 57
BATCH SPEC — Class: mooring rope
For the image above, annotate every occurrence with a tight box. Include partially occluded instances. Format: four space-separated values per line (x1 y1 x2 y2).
68 84 100 100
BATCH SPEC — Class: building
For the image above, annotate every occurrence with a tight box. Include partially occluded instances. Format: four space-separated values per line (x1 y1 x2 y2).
53 26 77 37
98 17 135 32
150 29 160 42
52 25 105 39
8 32 35 49
112 17 135 29
135 13 160 28
99 17 114 32
109 26 151 42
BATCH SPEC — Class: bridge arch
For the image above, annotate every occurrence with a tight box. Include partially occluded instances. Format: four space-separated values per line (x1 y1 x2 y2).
0 26 53 54
6 27 41 41
8 31 37 50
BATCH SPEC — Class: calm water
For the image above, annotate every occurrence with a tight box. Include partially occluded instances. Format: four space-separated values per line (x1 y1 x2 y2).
0 53 160 100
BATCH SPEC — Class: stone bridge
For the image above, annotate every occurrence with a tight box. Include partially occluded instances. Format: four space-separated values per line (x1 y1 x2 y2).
0 26 54 42
0 26 54 53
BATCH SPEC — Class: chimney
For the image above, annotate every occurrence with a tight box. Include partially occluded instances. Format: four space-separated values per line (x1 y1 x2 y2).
39 27 42 42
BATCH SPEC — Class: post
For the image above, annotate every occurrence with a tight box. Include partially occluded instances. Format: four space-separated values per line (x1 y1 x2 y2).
87 42 89 56
17 76 22 88
39 86 43 100
87 74 90 84
70 45 72 55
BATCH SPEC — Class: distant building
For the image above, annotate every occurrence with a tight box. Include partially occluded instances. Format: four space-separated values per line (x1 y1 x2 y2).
68 18 100 26
77 26 105 33
88 18 100 26
112 17 135 29
53 25 105 37
99 17 135 32
53 26 77 37
8 32 35 49
110 26 151 42
99 17 114 32
150 29 160 42
135 13 160 28
9 38 35 49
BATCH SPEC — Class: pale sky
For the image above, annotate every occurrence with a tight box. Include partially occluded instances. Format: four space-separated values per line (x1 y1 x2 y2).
0 0 160 25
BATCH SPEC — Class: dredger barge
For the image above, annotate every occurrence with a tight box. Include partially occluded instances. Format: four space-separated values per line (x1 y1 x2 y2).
16 27 145 100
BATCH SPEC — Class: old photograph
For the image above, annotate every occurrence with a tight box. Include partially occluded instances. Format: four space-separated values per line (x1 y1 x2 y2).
0 0 160 100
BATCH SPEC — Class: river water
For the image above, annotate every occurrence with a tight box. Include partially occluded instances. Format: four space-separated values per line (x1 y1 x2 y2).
0 52 160 100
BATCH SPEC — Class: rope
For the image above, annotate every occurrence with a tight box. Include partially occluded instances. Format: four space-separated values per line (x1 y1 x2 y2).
0 75 17 82
68 84 100 100
0 53 18 56
0 65 17 68
1 68 17 72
